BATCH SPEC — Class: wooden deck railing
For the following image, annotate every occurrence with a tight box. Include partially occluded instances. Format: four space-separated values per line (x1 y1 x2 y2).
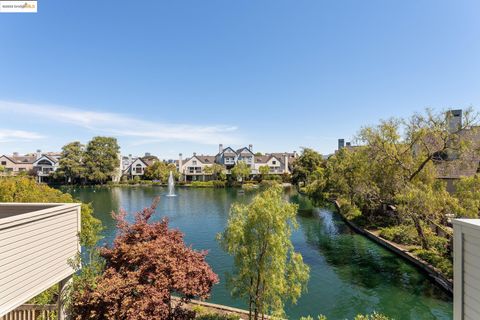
0 304 56 320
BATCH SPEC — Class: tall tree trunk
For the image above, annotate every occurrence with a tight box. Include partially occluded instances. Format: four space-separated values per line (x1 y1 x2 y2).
412 215 429 250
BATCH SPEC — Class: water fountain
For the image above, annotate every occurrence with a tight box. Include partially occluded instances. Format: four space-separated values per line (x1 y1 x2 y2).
166 171 176 197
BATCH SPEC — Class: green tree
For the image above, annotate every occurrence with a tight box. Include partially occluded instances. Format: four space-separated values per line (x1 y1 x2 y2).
258 165 270 181
291 148 324 186
454 174 480 218
231 161 251 182
56 141 86 184
84 137 120 184
203 163 227 181
217 187 310 319
144 161 179 182
395 182 459 249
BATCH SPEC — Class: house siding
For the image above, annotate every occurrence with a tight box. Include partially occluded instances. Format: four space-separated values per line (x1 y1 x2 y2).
0 203 81 317
453 219 480 320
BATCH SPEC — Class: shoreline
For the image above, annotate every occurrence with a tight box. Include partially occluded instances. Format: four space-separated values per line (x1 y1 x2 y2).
331 200 453 295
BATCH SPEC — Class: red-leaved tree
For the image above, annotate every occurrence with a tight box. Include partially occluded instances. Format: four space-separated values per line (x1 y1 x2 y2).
71 198 219 320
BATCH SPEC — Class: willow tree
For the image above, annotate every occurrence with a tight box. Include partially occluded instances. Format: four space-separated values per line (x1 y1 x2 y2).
231 160 251 182
454 174 480 218
395 182 460 249
144 161 179 182
203 163 227 181
217 187 309 319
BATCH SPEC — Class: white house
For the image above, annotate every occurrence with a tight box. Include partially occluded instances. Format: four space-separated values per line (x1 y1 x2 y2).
178 145 296 181
179 153 216 182
32 154 59 182
123 158 149 178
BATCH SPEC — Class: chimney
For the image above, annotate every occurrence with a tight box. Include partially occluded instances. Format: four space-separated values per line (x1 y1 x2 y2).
13 152 19 157
284 153 290 174
145 152 151 157
447 109 462 133
36 149 42 160
193 152 197 157
338 139 345 150
219 144 223 154
249 144 253 151
178 153 183 172
128 154 132 163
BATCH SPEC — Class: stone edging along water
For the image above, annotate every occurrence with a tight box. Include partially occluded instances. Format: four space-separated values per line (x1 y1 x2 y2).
331 200 453 295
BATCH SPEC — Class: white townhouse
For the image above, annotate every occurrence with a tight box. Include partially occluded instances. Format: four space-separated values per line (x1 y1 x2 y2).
178 153 216 182
253 153 293 175
0 150 61 182
123 157 149 178
178 144 297 181
32 154 60 182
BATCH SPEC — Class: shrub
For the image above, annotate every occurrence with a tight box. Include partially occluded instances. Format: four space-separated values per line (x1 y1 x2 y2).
241 183 258 191
379 225 419 246
412 249 453 279
337 198 362 221
354 312 392 320
259 180 280 188
212 180 226 188
190 181 215 188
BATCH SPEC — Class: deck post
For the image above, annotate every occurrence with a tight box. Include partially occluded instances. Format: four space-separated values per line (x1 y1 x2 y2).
58 276 72 320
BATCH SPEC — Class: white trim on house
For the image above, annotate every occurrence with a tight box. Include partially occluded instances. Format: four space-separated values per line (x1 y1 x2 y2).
123 158 149 177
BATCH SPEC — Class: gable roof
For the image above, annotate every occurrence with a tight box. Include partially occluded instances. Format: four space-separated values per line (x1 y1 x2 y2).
183 155 216 166
33 155 58 166
197 155 216 164
218 147 237 157
255 155 282 164
124 157 149 173
236 147 254 156
0 155 36 164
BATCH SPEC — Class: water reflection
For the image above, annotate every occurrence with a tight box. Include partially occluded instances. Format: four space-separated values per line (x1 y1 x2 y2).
65 186 452 320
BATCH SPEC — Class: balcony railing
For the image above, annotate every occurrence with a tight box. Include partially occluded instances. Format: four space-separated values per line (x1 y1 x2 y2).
0 304 56 320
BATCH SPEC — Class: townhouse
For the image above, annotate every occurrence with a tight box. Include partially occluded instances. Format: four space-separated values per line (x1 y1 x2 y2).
0 150 60 182
178 144 296 181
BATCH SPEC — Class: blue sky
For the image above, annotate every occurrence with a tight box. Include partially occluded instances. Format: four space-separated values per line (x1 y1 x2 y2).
1 0 479 159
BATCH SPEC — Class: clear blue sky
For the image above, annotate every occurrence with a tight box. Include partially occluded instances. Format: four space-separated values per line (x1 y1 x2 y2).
1 0 479 159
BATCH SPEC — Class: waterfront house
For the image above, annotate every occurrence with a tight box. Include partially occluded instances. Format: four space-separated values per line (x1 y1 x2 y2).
179 153 216 182
32 152 60 182
215 145 238 169
123 157 149 179
0 153 36 175
253 153 292 175
178 145 296 181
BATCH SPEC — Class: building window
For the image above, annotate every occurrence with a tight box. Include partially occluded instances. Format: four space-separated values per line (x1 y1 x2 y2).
135 164 143 174
272 161 277 165
38 159 52 166
193 160 197 165
19 168 26 172
1 161 6 165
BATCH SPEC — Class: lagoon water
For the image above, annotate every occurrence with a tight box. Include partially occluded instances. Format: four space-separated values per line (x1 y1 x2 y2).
64 186 452 320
